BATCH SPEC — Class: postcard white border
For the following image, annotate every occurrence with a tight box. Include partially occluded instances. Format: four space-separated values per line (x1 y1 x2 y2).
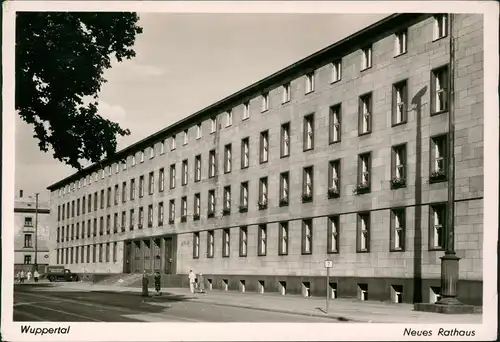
2 1 498 341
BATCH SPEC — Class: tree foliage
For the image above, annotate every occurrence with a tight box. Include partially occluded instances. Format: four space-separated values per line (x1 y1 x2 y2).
16 12 143 170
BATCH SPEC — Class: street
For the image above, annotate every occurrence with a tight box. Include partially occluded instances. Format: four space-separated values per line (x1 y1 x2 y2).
13 284 338 322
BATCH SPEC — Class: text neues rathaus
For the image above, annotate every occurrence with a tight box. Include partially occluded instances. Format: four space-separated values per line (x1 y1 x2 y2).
47 14 483 305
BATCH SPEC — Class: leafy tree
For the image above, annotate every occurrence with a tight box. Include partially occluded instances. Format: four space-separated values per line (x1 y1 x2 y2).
16 12 143 169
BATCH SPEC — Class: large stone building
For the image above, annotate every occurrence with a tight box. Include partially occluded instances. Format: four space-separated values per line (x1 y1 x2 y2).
14 190 51 274
47 13 483 304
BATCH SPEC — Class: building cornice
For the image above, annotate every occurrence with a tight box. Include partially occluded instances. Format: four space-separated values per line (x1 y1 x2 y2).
47 13 432 191
14 208 50 214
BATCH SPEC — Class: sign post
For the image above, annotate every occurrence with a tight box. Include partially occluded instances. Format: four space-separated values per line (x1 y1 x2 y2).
324 260 333 313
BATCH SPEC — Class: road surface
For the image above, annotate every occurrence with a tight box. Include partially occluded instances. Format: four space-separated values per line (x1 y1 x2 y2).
14 284 338 322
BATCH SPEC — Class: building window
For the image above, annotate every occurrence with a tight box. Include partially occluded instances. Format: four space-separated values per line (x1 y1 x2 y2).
24 255 32 264
258 177 268 209
239 226 248 257
181 196 187 221
390 209 405 251
140 151 145 163
131 155 136 167
243 102 250 120
209 150 216 178
87 195 92 213
159 168 165 192
77 199 81 216
171 135 176 150
196 123 202 139
278 222 288 255
357 213 370 252
331 60 342 83
139 176 144 198
240 181 249 211
280 122 290 157
359 93 372 135
105 243 110 263
226 110 232 127
169 200 175 223
224 144 232 173
194 155 202 182
106 215 111 234
148 172 154 195
104 189 109 208
24 217 33 227
158 202 164 226
170 164 176 189
391 144 407 189
147 205 153 227
183 130 188 145
208 190 216 217
138 207 144 228
121 211 126 231
302 166 314 202
279 171 289 207
305 72 315 93
430 135 448 183
303 113 314 151
392 80 408 125
130 178 136 200
122 182 127 203
434 14 448 40
210 117 217 133
207 230 215 258
193 193 201 219
24 234 32 248
430 204 446 250
222 229 230 257
223 186 231 215
431 65 449 114
355 153 371 194
328 160 341 199
87 245 90 263
99 244 103 262
361 46 372 70
301 219 313 254
182 160 188 185
193 232 200 258
329 104 341 144
130 209 135 230
160 141 165 155
258 224 267 256
261 92 269 112
260 130 269 163
149 146 155 159
395 30 407 56
282 83 291 103
241 138 250 169
327 216 340 253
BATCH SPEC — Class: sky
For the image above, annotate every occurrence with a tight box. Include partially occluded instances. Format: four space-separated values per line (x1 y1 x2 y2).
14 13 388 202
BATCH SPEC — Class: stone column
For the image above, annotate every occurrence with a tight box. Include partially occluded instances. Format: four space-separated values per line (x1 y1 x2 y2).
140 240 145 273
160 237 166 272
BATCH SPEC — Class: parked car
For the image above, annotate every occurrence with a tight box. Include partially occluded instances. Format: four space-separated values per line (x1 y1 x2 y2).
46 266 79 282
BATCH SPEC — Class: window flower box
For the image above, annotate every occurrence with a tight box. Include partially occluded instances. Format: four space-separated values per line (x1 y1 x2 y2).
301 193 313 203
429 170 446 183
238 205 248 213
222 208 231 216
168 219 174 225
390 177 406 189
327 188 340 199
180 216 187 223
207 211 215 218
353 183 370 195
193 214 200 221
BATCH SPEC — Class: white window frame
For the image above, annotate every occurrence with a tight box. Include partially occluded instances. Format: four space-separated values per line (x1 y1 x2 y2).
395 84 405 124
182 160 188 185
359 215 369 251
240 227 247 255
241 183 248 207
331 60 342 83
160 141 165 155
211 117 217 133
195 156 201 182
224 187 231 210
394 30 407 56
305 115 313 150
433 138 446 173
282 83 291 103
169 200 175 221
159 168 165 192
209 191 215 212
434 68 448 113
328 217 339 253
434 14 448 40
395 147 405 179
261 93 269 112
242 139 249 168
140 151 145 163
194 194 200 216
393 210 404 250
361 155 370 185
303 220 312 254
196 123 202 139
225 145 232 173
261 132 269 163
259 178 268 204
282 124 290 156
243 102 250 120
226 110 232 127
432 207 445 249
280 223 288 255
361 95 371 134
131 155 136 167
280 173 289 200
181 197 187 217
171 135 176 150
183 130 188 145
305 72 315 93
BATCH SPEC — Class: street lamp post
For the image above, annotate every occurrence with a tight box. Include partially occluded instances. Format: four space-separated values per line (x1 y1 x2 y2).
436 13 462 306
34 193 39 272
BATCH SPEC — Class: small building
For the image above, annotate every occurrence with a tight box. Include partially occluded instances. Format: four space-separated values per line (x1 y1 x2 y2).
14 190 51 274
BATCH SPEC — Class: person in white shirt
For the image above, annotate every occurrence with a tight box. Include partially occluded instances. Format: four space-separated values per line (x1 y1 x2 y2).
26 271 32 282
188 270 196 293
33 270 40 283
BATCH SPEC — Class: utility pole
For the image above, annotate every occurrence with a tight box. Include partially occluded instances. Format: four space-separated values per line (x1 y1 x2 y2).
437 13 461 306
34 193 39 272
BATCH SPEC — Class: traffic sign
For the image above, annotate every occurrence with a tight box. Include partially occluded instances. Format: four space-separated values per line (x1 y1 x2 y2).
324 260 333 268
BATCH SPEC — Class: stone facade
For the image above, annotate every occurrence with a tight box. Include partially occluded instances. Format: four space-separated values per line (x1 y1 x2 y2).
48 13 483 304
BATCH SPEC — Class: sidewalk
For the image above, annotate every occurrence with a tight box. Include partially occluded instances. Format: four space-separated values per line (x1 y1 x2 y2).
47 282 482 324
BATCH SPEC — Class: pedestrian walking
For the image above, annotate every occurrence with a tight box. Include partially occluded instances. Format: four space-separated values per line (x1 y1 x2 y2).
142 270 149 297
33 270 39 283
197 272 205 293
26 271 32 282
20 270 25 283
188 270 196 293
16 271 21 283
154 271 162 296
